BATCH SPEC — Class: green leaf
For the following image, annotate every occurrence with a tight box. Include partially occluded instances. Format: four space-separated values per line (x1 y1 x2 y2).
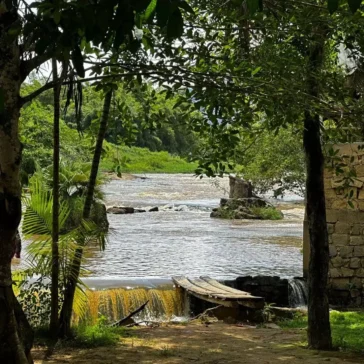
247 0 260 14
0 88 4 113
179 0 194 14
251 66 261 76
348 200 355 209
348 0 362 13
328 0 339 13
144 0 157 21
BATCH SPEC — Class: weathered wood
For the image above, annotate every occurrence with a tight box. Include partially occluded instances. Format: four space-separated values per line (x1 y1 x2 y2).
110 300 149 327
200 276 250 296
172 276 264 309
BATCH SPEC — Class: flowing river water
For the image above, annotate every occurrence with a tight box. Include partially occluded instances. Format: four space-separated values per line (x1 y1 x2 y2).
84 174 304 288
15 174 305 320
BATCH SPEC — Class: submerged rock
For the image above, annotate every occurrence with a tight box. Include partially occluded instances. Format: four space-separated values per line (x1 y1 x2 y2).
175 205 189 212
107 206 135 214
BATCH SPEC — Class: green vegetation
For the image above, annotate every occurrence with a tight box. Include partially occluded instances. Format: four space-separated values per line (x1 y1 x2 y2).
101 144 197 174
279 311 364 352
250 207 284 221
19 82 198 182
34 320 130 349
66 323 129 348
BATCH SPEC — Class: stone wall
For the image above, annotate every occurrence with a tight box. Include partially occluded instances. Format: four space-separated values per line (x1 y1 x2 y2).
225 276 290 307
324 143 364 306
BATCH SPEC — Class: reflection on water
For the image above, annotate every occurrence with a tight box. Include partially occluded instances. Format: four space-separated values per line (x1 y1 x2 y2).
17 174 305 281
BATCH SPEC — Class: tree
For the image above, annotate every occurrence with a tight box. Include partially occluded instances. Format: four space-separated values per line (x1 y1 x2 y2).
0 0 192 360
134 0 364 350
59 89 112 338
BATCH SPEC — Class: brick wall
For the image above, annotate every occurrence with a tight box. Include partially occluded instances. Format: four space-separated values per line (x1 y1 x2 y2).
325 143 364 306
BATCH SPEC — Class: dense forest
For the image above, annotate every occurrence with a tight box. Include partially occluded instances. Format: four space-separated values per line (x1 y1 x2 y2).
1 0 364 363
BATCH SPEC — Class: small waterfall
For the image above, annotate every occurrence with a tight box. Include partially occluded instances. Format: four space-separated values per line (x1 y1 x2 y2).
76 287 185 325
288 278 308 308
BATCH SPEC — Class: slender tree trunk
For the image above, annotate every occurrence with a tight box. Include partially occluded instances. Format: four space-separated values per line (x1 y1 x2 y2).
0 3 33 362
59 91 112 338
304 32 332 350
50 59 61 337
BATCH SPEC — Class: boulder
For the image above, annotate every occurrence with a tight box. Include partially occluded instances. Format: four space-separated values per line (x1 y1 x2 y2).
229 176 253 199
107 206 135 214
149 206 159 212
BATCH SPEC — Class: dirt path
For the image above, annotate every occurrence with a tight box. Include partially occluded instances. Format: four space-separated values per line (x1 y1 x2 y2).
33 323 363 363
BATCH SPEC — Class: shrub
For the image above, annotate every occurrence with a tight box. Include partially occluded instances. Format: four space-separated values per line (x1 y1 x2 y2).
250 207 283 220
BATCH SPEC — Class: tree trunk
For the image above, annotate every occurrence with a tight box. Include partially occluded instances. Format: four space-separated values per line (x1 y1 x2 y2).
304 32 332 350
59 90 112 338
50 58 61 337
0 3 33 362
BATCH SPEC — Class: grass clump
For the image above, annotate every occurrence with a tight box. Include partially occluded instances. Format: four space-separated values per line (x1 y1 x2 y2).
67 323 129 348
279 310 364 352
250 206 284 220
34 318 131 349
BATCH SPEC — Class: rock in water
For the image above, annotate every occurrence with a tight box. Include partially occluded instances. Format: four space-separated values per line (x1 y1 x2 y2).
229 176 253 199
107 206 135 214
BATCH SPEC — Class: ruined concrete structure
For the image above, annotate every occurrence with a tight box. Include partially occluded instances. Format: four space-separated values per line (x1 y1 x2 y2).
304 143 364 306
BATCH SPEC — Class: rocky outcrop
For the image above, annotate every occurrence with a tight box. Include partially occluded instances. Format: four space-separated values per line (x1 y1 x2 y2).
211 177 283 220
229 176 253 199
211 197 272 219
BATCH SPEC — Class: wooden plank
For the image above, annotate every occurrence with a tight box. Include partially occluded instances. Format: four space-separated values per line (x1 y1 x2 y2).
190 278 229 294
200 276 251 296
190 278 260 301
173 276 265 309
173 276 212 296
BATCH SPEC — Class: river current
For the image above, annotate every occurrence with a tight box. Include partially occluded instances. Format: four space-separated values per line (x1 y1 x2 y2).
16 174 304 287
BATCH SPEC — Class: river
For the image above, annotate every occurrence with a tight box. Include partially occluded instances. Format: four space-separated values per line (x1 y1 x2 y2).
15 174 304 287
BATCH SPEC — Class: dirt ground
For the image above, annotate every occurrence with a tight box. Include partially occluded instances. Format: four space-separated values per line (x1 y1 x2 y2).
33 322 364 364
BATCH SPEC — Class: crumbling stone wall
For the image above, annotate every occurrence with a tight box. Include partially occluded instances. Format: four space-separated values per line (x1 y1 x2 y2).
324 143 364 306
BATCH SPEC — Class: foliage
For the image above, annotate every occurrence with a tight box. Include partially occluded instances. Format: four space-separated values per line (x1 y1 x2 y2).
250 207 283 220
20 80 199 181
17 277 63 328
20 171 108 323
102 144 197 174
66 318 129 348
237 129 306 197
33 318 130 348
279 310 364 352
19 99 91 185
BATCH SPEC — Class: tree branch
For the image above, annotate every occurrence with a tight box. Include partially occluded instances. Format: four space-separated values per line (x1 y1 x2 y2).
20 52 54 82
19 72 158 106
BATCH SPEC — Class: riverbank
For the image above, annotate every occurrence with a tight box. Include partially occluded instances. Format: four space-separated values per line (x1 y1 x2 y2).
33 322 363 363
101 145 197 174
